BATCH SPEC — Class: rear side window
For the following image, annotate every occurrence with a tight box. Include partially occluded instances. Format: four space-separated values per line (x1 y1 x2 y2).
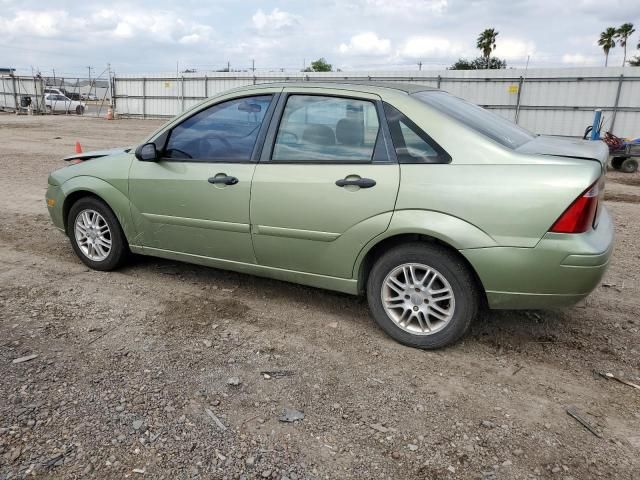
164 95 272 162
413 91 534 149
272 95 380 162
384 103 450 164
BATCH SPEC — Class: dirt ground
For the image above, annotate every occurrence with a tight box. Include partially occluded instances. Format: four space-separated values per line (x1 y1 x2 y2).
0 114 638 480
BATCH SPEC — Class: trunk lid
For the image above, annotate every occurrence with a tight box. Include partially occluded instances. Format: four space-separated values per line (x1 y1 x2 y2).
515 135 609 169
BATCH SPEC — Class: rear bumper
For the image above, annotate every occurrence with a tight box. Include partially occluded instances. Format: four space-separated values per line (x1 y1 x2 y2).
461 206 614 309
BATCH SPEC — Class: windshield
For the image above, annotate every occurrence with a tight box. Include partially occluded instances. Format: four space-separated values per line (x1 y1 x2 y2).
413 91 535 149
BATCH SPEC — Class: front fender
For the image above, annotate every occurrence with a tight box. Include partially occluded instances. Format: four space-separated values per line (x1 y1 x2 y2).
352 209 497 278
60 176 138 242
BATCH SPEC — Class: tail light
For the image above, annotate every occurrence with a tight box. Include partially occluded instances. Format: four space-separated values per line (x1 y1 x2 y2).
549 178 601 234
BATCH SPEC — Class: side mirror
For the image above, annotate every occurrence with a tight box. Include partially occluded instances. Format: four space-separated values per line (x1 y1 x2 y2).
135 142 159 162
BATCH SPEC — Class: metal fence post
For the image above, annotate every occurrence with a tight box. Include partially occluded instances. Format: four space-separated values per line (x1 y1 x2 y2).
142 77 146 119
181 75 185 113
11 74 18 112
609 74 624 135
204 74 208 99
514 76 524 124
437 75 441 89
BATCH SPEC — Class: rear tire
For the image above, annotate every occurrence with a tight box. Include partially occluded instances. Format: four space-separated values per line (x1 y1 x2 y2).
621 158 638 174
67 197 128 271
366 242 480 349
76 105 84 115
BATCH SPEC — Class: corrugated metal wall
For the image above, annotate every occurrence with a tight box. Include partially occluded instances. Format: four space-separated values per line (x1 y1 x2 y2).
112 67 640 137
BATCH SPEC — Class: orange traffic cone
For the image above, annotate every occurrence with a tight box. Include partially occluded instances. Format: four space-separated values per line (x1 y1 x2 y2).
75 141 83 154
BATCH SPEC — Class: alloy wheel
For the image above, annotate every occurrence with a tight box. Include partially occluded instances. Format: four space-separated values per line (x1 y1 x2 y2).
381 263 456 335
74 209 112 261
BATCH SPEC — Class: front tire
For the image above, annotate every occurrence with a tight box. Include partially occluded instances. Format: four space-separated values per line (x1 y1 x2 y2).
367 242 480 349
67 197 128 271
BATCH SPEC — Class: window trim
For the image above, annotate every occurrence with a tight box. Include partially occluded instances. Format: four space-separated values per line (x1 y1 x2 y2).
383 102 451 164
155 93 279 164
260 92 395 165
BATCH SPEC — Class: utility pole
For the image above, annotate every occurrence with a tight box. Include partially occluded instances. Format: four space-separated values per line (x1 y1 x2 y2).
227 60 230 72
418 61 422 71
251 59 255 72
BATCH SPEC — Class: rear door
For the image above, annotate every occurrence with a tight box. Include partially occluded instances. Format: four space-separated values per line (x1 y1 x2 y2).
249 88 400 279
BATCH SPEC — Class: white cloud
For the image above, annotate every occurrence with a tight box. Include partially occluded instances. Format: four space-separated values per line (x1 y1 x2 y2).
399 36 464 59
362 0 448 16
494 38 536 60
339 32 391 56
252 8 300 35
0 8 213 45
0 10 65 37
562 53 600 65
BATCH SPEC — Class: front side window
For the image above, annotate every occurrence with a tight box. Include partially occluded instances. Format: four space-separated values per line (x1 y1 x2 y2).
164 95 272 162
272 95 380 162
413 91 534 149
384 103 449 164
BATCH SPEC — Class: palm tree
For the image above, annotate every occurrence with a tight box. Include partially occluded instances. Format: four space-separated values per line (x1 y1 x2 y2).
598 27 617 66
477 28 499 69
615 23 635 66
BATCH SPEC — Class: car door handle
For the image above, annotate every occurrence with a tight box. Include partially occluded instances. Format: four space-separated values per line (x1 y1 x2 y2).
335 177 376 188
208 175 239 186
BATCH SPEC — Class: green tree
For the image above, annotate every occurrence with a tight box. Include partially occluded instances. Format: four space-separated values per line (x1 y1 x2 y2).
476 28 499 69
598 27 617 66
303 58 333 72
615 23 635 66
449 57 507 70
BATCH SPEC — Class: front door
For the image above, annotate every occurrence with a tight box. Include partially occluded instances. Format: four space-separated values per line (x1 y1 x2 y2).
250 90 400 279
129 94 275 264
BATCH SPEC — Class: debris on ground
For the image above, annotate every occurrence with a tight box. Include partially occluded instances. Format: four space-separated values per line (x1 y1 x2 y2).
594 370 640 391
279 408 304 423
566 406 603 438
11 354 38 364
205 408 227 431
260 370 294 379
226 377 241 386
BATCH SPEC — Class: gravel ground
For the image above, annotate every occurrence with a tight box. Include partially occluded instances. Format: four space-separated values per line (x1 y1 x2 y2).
0 114 639 480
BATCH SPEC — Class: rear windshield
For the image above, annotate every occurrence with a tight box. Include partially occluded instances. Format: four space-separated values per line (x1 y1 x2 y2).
413 91 535 149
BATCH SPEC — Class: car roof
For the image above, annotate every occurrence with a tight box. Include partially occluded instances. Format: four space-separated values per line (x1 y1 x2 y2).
229 81 440 96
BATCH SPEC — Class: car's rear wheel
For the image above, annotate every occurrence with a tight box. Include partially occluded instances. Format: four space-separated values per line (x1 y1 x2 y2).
67 197 128 271
76 105 84 115
366 242 479 349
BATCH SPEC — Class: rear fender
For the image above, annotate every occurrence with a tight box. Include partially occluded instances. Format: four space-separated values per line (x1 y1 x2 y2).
352 209 497 278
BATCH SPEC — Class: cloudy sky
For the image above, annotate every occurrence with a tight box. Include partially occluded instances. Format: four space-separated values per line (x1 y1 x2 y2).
1 0 640 77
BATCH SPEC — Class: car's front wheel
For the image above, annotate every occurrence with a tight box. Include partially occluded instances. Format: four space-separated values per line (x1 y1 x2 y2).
67 197 128 271
367 242 480 349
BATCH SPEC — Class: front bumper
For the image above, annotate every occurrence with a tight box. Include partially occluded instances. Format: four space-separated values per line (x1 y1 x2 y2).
461 206 614 309
46 184 66 233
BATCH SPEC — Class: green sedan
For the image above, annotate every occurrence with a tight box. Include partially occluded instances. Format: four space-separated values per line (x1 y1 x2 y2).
46 82 614 349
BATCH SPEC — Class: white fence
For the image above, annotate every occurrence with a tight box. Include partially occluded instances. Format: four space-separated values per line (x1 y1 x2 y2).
111 67 640 138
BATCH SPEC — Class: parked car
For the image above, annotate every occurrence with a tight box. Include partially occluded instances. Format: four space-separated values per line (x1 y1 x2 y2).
44 87 65 96
45 82 613 349
44 94 85 114
80 93 98 101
